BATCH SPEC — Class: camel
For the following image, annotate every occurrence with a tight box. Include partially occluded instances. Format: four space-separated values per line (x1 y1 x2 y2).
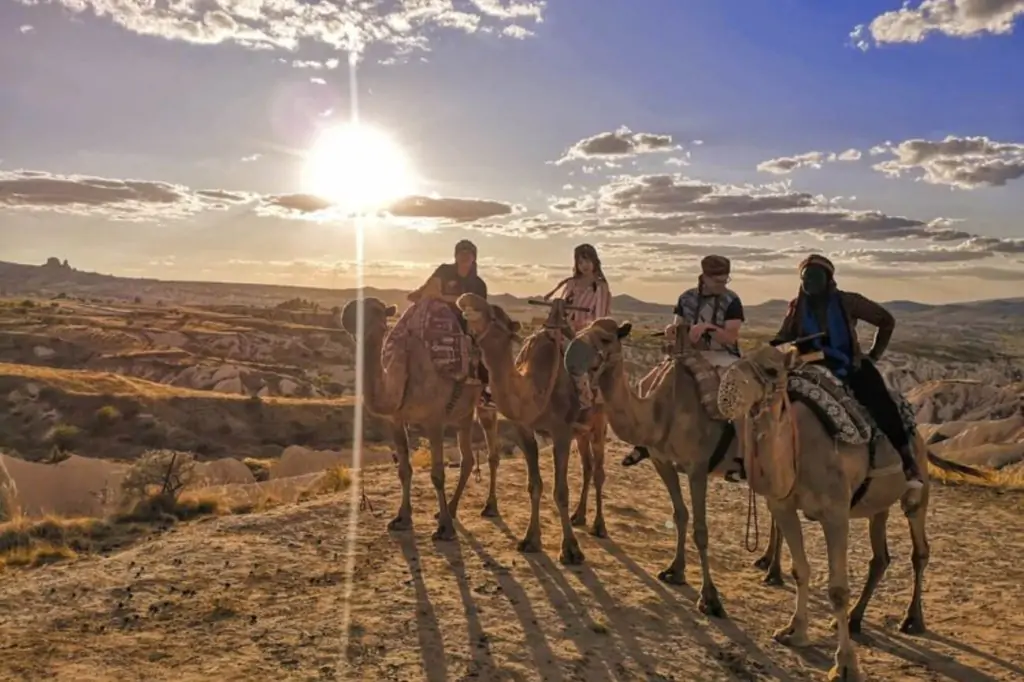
568 319 775 616
340 297 500 541
716 342 990 682
456 293 609 565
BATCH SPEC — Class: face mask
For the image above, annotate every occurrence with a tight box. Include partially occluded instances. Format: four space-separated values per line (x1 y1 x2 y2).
801 266 829 296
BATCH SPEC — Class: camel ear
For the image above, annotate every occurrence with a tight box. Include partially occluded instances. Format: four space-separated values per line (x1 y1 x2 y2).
385 304 398 317
509 320 522 333
616 322 632 339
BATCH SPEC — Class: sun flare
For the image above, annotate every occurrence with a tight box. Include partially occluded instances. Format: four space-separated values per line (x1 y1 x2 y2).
303 123 417 212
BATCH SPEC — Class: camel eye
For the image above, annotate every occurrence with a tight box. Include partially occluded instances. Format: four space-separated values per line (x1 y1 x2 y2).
764 368 778 378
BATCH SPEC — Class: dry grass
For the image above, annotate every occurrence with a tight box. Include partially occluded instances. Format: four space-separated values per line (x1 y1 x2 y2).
928 462 1024 492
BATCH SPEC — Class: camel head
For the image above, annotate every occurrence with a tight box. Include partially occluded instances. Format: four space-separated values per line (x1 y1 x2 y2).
456 293 522 343
340 297 398 338
563 318 632 380
717 343 801 420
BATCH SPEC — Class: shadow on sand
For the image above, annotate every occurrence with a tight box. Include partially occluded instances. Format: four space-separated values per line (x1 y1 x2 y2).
396 530 450 682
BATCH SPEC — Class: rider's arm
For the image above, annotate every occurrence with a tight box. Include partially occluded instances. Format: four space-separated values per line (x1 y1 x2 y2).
709 297 744 346
594 280 612 318
408 266 446 302
770 299 798 346
845 292 895 360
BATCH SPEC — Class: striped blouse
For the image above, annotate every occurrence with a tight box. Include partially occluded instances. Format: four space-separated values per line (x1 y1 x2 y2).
558 277 612 333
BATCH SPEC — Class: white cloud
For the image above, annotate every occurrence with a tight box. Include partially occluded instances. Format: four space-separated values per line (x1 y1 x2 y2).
757 148 863 175
872 135 1024 189
852 1 1024 49
19 24 34 34
555 126 680 165
14 0 546 56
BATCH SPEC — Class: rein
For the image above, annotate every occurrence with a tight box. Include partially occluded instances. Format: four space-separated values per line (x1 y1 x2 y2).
739 362 802 553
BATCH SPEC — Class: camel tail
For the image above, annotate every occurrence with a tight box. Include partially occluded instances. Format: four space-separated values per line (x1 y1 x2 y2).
926 450 991 480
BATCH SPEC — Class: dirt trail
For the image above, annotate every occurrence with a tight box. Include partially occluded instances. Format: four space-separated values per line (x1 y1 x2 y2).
1 439 1022 681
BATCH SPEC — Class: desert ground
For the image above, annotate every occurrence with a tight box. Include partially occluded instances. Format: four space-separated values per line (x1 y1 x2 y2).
0 258 1022 681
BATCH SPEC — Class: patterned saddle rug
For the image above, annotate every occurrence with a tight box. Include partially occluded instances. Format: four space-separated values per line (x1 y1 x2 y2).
383 299 472 383
787 364 917 446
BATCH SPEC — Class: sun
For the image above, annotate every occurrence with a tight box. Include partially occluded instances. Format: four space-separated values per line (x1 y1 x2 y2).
303 123 417 212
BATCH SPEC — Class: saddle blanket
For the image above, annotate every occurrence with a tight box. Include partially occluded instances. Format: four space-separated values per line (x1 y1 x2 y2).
679 350 736 421
787 364 917 446
383 299 471 381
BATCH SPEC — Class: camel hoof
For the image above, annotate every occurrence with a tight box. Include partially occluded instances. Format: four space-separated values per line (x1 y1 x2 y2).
899 614 926 635
570 511 587 528
697 592 726 619
753 555 773 571
559 540 585 566
827 663 863 682
432 524 457 542
762 571 785 587
480 500 499 518
387 515 412 532
590 519 608 539
516 537 542 554
657 567 687 586
773 625 810 648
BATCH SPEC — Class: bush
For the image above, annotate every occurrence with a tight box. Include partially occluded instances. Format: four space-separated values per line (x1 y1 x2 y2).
119 449 196 511
92 405 122 431
49 424 80 451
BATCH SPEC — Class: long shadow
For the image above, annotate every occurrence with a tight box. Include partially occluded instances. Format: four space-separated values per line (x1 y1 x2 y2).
600 538 810 681
433 534 497 679
457 523 567 682
396 531 449 682
854 626 1005 682
919 630 1024 678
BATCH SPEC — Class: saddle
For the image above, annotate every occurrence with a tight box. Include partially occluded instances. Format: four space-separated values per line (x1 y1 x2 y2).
383 299 476 388
786 364 917 447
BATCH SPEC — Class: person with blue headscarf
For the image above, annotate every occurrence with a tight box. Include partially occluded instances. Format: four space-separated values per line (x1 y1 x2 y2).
772 254 923 490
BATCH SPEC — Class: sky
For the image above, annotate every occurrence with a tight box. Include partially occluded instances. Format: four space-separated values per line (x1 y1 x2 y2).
2 0 1023 305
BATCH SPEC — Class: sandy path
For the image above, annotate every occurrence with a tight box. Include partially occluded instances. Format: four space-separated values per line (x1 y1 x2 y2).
0 439 1022 681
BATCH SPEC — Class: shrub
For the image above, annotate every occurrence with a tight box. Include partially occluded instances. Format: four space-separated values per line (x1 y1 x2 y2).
49 424 81 451
93 405 122 431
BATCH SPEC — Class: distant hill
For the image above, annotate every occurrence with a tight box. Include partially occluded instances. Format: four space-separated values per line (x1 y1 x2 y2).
1 258 1021 322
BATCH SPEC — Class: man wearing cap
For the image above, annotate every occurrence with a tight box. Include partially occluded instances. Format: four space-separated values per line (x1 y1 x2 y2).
772 254 924 490
409 239 488 308
621 254 746 466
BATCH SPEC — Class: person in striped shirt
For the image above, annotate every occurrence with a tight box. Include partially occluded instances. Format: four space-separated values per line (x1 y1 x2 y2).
543 243 612 427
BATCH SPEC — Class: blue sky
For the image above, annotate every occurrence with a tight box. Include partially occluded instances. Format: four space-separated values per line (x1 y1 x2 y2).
2 0 1023 303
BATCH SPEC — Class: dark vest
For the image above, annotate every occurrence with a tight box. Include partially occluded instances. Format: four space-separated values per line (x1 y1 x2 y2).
676 287 740 356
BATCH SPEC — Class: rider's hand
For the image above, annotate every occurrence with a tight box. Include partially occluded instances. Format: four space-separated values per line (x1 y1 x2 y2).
689 323 712 344
664 323 677 341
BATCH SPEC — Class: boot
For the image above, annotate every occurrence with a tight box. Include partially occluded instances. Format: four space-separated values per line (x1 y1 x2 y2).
621 446 650 466
900 445 924 490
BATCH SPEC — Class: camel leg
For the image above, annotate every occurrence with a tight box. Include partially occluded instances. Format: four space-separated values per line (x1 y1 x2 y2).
758 515 785 586
821 512 863 682
428 425 456 542
553 429 585 565
387 421 413 532
447 420 476 520
843 509 890 634
771 504 811 648
570 433 593 528
689 470 725 618
478 408 501 518
651 457 688 585
900 485 930 635
589 411 608 539
514 423 544 553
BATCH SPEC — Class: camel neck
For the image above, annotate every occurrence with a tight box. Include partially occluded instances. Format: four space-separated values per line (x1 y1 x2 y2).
477 329 550 426
598 359 659 446
358 329 398 416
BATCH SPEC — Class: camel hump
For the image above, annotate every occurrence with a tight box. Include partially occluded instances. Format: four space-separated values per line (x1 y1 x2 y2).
385 299 472 381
